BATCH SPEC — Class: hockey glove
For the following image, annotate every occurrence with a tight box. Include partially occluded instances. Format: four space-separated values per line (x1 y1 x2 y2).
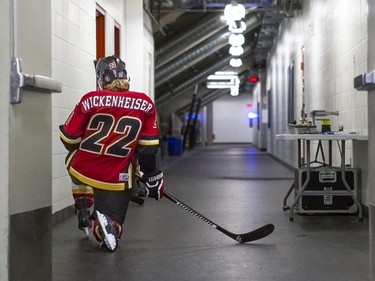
137 169 164 200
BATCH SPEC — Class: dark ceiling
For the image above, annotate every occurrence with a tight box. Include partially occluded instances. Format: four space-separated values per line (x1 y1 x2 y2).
147 0 302 120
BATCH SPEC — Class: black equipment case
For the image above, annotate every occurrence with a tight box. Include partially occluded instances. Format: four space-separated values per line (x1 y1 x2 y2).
294 167 359 214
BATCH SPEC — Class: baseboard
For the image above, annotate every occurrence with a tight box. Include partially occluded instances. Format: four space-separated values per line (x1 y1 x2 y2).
10 207 52 280
52 205 75 226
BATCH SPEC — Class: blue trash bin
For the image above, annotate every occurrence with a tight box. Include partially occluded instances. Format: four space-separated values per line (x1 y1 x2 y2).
168 136 183 156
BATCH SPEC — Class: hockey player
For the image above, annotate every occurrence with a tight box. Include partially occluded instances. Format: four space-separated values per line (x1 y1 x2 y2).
59 55 164 252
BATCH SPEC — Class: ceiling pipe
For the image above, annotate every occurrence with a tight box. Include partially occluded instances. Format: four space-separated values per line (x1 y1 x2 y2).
172 69 251 118
175 88 226 116
155 14 261 87
168 88 228 119
161 0 276 10
144 5 167 36
156 45 252 107
156 56 231 107
156 32 231 86
157 0 303 12
155 14 227 68
154 0 303 115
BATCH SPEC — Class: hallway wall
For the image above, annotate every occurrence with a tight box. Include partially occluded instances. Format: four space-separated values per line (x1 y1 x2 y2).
0 2 10 280
212 94 254 143
49 0 372 213
5 0 54 279
367 0 375 277
267 0 370 205
51 0 155 214
252 69 268 150
51 0 98 213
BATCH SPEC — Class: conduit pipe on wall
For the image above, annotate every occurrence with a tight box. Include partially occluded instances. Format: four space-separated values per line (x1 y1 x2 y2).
11 0 18 58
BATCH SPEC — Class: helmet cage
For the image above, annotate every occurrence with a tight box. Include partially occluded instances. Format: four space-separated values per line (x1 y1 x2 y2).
96 56 127 90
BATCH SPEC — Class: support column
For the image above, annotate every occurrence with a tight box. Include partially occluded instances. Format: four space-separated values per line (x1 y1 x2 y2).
206 103 214 145
124 0 145 93
0 1 10 280
367 1 375 279
370 205 375 280
8 0 52 280
258 69 267 150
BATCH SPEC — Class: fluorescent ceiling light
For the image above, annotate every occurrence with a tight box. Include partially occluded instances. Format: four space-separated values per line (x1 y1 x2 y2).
207 77 240 89
230 58 242 67
207 74 238 80
228 21 246 33
207 84 240 97
224 1 245 23
248 112 258 119
228 33 245 46
207 83 236 89
229 46 244 56
214 71 238 75
207 71 238 80
230 86 239 96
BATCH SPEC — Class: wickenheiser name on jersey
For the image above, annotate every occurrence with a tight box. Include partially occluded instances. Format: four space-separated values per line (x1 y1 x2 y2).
81 96 153 113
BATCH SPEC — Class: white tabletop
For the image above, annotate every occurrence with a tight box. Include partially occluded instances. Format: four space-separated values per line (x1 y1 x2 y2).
276 133 368 141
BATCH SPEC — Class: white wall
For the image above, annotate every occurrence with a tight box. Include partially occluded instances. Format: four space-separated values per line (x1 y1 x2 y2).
51 0 97 213
51 0 154 213
367 0 375 275
267 14 303 165
252 69 268 150
212 93 253 143
124 1 155 98
368 0 375 209
0 1 10 279
267 0 369 204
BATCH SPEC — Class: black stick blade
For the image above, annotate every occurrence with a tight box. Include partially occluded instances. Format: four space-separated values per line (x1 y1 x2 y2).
164 191 275 243
235 223 275 243
130 195 145 205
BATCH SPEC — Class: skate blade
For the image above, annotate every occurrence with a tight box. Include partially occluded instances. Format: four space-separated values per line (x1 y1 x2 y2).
81 227 89 237
96 210 117 251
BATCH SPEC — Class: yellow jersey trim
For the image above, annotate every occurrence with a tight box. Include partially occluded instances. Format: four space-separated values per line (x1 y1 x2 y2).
59 131 82 144
138 139 159 146
65 150 78 168
69 167 131 191
72 188 94 195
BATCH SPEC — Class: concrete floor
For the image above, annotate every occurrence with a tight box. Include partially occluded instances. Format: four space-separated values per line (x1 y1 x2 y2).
52 144 370 281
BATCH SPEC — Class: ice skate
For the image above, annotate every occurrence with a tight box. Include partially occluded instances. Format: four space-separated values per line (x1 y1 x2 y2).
94 210 122 252
75 197 93 237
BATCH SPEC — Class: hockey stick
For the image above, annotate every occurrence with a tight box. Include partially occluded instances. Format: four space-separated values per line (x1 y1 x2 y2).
163 191 275 243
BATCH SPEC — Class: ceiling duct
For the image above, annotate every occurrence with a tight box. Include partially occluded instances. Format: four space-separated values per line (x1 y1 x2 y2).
155 14 227 68
173 88 228 118
153 0 302 115
155 13 261 87
156 54 232 107
174 0 276 9
156 45 252 107
170 67 251 118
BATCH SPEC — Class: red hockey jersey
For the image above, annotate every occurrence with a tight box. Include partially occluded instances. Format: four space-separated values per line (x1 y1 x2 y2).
59 90 160 191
